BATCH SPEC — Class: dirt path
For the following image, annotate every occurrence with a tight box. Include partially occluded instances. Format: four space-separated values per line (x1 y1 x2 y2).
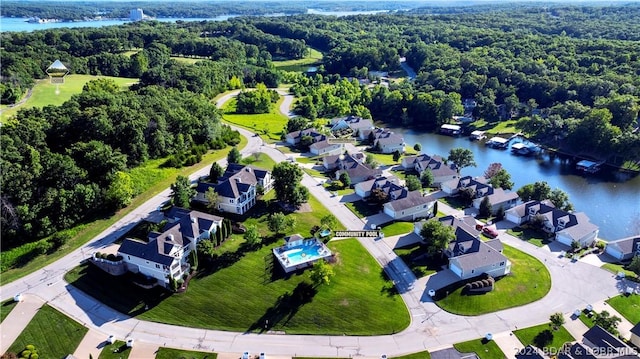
0 85 35 115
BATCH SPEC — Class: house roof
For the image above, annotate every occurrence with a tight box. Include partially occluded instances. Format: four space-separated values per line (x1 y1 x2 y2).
410 154 458 177
558 343 597 359
438 215 481 236
583 325 630 353
450 239 508 273
336 162 382 181
631 322 640 336
211 164 269 199
310 139 340 151
285 233 305 242
375 131 404 146
481 187 520 205
119 238 175 265
506 200 555 218
607 236 640 255
385 191 436 212
558 213 599 241
356 176 401 193
443 176 490 194
286 127 323 140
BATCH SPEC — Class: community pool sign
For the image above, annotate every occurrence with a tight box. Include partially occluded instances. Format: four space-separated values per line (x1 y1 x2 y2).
46 60 69 94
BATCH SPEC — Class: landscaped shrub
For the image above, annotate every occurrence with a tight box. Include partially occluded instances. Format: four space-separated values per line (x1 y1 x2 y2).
107 254 117 261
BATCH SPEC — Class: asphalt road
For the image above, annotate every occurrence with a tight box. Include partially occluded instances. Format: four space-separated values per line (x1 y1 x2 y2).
0 90 635 357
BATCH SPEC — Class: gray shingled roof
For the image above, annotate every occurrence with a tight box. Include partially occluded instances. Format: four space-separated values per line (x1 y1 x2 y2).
356 176 400 193
375 131 404 145
119 238 174 265
310 139 340 150
211 165 269 199
385 191 436 211
606 236 640 256
483 188 519 204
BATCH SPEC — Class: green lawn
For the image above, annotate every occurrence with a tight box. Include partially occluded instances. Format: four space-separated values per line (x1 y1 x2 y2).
171 56 206 64
391 351 431 359
222 98 289 143
241 152 277 170
601 263 639 280
1 300 18 323
1 136 247 284
394 243 446 278
7 305 87 359
99 340 131 359
381 222 414 237
156 348 216 359
453 338 505 359
606 294 640 324
1 75 137 122
469 119 518 136
67 236 409 335
578 311 596 328
514 322 575 352
435 245 551 315
273 47 323 72
303 167 328 178
507 226 552 248
365 150 416 167
345 200 381 218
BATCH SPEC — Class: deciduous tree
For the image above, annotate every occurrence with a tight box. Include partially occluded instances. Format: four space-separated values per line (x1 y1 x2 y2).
310 260 335 286
419 220 455 256
171 175 195 208
447 148 476 172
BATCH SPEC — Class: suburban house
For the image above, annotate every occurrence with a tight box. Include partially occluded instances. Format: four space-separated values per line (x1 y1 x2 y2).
309 139 342 156
285 128 324 145
441 176 492 196
118 208 223 288
563 325 637 359
505 200 599 248
330 116 374 135
194 164 273 215
355 176 402 198
335 161 383 184
471 187 520 215
630 323 640 348
322 152 365 170
383 191 437 220
374 131 405 154
604 236 640 262
359 127 385 141
401 154 458 186
415 215 511 279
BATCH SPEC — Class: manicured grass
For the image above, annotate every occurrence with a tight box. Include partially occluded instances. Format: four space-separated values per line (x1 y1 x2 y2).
381 222 414 237
222 98 289 143
578 311 596 328
171 56 206 64
606 294 640 324
1 300 18 323
273 48 323 72
67 236 409 335
470 119 518 136
345 200 380 218
7 304 87 359
514 322 575 352
99 340 131 359
453 338 505 359
435 245 551 315
365 151 410 166
507 226 552 248
439 196 469 210
394 244 446 278
156 348 216 359
241 152 277 170
601 263 639 280
391 351 431 359
323 182 354 196
1 75 137 122
1 136 247 284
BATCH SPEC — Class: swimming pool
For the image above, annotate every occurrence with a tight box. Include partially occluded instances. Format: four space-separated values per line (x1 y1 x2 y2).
273 238 332 273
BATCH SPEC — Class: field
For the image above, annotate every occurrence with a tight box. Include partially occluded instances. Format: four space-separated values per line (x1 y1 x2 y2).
514 322 575 352
435 245 551 315
222 98 289 143
1 74 137 122
273 48 323 72
7 305 87 359
606 294 640 324
155 348 216 359
453 338 505 359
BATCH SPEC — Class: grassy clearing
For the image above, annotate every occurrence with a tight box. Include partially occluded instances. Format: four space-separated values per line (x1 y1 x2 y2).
345 200 380 218
435 245 551 315
514 322 575 352
241 152 277 170
67 235 409 335
394 243 446 278
1 75 137 122
156 348 217 359
601 263 639 280
7 304 87 359
470 119 519 136
381 222 414 237
453 338 505 359
1 300 18 323
391 351 431 359
1 136 247 284
273 48 323 72
507 226 552 248
303 167 328 178
365 151 414 166
606 294 640 324
222 98 289 143
99 340 131 359
171 56 206 64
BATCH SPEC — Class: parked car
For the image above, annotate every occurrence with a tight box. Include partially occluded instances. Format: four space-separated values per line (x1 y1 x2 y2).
482 226 499 238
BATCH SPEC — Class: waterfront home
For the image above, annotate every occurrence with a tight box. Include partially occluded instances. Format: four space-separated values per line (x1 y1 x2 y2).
383 191 437 221
441 176 492 197
330 116 374 135
195 164 273 215
505 200 599 248
471 188 520 215
358 127 385 142
604 236 640 262
374 131 405 154
322 152 365 170
118 209 222 288
355 176 402 198
401 154 458 186
285 128 324 145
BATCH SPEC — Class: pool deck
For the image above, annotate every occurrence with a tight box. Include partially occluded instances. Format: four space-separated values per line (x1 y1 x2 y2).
272 238 332 273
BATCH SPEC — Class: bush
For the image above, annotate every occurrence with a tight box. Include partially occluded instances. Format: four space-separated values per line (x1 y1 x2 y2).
106 253 117 261
25 346 34 352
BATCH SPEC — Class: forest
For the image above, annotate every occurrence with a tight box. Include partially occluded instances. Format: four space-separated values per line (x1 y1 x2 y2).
1 3 640 247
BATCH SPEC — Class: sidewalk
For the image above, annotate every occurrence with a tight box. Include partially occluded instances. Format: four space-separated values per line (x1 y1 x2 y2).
0 295 44 353
562 312 590 341
492 331 525 359
591 300 635 339
73 329 107 359
128 341 159 359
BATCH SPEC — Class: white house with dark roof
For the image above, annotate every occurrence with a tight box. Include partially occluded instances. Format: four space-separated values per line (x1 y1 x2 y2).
401 154 458 186
118 208 222 288
355 176 401 198
605 236 640 262
472 187 520 214
441 176 492 196
630 323 640 348
322 152 365 170
334 161 382 184
330 116 374 134
285 128 324 145
383 191 437 220
194 164 273 215
505 200 599 248
359 127 385 141
309 139 342 156
374 131 405 154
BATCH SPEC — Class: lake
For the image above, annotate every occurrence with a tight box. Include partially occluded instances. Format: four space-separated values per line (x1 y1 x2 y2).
390 127 640 241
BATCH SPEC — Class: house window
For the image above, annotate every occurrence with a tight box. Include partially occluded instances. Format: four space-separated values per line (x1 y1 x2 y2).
500 261 505 266
156 264 160 269
423 205 427 208
230 199 234 203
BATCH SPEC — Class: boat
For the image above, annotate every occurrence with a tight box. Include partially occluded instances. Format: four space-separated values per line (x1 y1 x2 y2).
440 124 462 136
469 130 486 141
576 160 602 174
485 136 509 149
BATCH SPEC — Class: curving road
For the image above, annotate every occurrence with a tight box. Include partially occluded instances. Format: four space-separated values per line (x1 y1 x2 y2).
0 90 634 357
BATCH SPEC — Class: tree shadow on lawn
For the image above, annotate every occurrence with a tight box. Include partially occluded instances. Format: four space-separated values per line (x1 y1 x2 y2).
246 281 317 333
379 269 399 297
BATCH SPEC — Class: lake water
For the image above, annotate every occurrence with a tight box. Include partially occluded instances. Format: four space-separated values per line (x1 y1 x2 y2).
391 127 640 241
